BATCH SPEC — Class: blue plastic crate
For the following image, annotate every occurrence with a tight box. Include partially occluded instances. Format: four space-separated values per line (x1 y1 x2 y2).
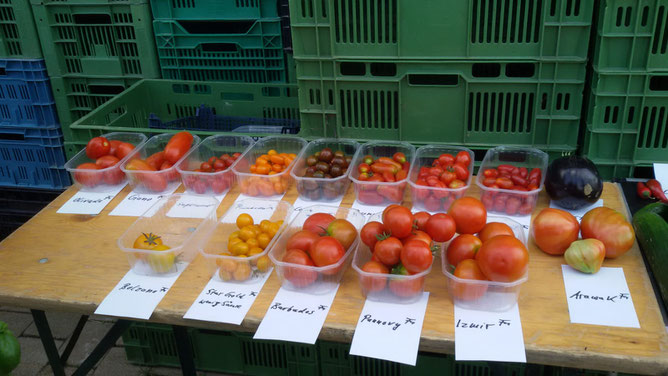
0 58 59 128
0 140 70 188
0 124 63 146
147 104 300 134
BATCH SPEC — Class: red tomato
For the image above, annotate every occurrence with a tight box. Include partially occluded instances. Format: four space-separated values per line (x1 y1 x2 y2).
114 142 135 160
389 276 425 298
438 153 455 166
360 221 386 249
125 159 155 171
139 172 168 192
303 213 335 234
400 239 433 274
164 131 194 164
377 185 403 202
286 230 320 253
95 155 120 169
373 236 402 267
478 222 514 243
452 163 468 181
325 219 357 250
446 234 482 268
455 151 471 168
425 213 456 242
358 190 384 205
413 211 431 231
448 197 487 234
283 249 317 287
200 162 213 172
145 151 166 170
86 137 110 159
451 259 488 301
475 235 528 282
213 159 226 171
383 206 414 239
310 236 345 267
531 208 580 255
382 204 401 222
74 163 101 187
402 230 432 246
109 140 121 157
580 207 635 259
440 170 456 186
360 260 389 293
104 167 125 185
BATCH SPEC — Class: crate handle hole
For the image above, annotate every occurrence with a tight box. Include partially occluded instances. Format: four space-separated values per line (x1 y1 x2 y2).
0 133 25 141
370 63 396 77
73 14 112 24
202 43 238 52
222 92 254 101
506 63 535 77
649 76 668 91
408 74 458 86
178 20 255 35
0 68 5 76
472 63 500 78
340 62 366 76
89 85 125 95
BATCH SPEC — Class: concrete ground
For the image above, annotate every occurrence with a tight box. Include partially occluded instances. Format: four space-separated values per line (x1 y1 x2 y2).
0 306 230 376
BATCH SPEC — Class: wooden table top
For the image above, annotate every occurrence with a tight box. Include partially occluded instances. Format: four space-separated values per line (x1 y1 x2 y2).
0 181 667 375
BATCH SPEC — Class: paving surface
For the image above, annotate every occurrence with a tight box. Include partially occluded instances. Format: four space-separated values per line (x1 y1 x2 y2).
0 306 231 376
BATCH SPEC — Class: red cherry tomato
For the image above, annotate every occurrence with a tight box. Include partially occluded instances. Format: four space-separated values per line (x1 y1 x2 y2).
475 235 528 282
455 150 471 168
95 155 120 169
303 213 335 235
402 230 433 247
438 153 455 166
446 234 483 268
86 137 110 159
400 239 433 274
146 151 166 170
283 249 317 287
309 236 345 267
114 142 135 160
74 163 101 187
373 236 402 267
360 221 386 249
452 163 468 181
389 276 425 298
425 213 456 242
413 211 431 231
451 259 488 301
360 260 389 293
478 222 514 243
383 206 414 239
286 230 321 253
448 197 487 234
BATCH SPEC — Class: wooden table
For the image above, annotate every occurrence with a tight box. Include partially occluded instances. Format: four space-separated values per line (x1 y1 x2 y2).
1 182 667 375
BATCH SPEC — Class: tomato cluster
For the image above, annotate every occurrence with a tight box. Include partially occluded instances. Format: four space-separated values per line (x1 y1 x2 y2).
250 150 296 175
480 165 543 215
446 221 529 301
182 153 241 194
413 151 471 211
282 213 358 288
359 206 455 299
297 148 353 201
74 136 136 187
217 213 279 282
241 150 296 197
125 132 195 192
356 153 410 204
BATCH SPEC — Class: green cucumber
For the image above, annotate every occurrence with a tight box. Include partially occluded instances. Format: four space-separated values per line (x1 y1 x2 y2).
632 202 668 313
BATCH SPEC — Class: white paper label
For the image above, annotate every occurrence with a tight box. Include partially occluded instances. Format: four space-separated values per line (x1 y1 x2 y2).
183 270 272 325
57 184 126 215
561 265 640 328
351 200 386 221
349 293 429 366
109 185 180 217
94 263 187 319
454 304 526 362
292 197 343 212
225 195 287 221
166 194 223 219
549 199 604 222
253 286 339 344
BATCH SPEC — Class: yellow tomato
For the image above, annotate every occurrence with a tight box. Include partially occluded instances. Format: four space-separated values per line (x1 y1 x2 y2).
259 220 272 233
246 237 259 249
249 247 264 261
218 268 233 281
230 242 249 256
251 225 262 236
239 226 255 241
147 244 175 274
256 255 271 273
236 213 254 229
133 232 163 250
257 233 271 249
217 258 238 273
229 231 240 240
234 262 252 281
266 222 280 238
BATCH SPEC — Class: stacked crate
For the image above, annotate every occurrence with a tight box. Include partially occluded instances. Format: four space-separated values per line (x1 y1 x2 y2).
582 0 668 179
29 0 160 152
289 0 594 159
0 0 69 189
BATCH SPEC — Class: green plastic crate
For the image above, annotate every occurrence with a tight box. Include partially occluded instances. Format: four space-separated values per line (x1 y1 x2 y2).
297 59 585 150
51 75 141 140
581 69 668 178
0 0 42 58
31 0 159 78
65 79 299 151
593 0 668 72
289 0 593 60
122 323 318 375
150 0 280 20
153 18 291 83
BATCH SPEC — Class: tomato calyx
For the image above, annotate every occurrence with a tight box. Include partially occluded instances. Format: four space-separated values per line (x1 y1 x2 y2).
139 232 162 247
391 263 409 275
374 232 392 242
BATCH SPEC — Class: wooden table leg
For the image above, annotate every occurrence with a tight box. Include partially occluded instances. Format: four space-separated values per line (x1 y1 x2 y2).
172 325 197 376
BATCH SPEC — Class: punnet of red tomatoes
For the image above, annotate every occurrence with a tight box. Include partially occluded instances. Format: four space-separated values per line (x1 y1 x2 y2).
122 132 198 193
353 147 413 205
69 134 142 188
477 147 549 216
410 147 473 212
354 205 460 302
181 152 240 194
270 208 365 292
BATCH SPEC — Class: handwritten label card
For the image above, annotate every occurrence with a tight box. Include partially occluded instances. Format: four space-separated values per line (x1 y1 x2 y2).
109 185 180 217
184 270 272 325
292 197 344 212
95 263 187 319
549 199 604 222
454 304 526 362
349 293 429 366
167 194 223 218
561 265 640 328
57 184 126 215
224 196 287 222
653 163 668 191
254 286 339 344
351 200 385 221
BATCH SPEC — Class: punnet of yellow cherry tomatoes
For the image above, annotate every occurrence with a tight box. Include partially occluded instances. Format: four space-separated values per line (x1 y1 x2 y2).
216 213 284 282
